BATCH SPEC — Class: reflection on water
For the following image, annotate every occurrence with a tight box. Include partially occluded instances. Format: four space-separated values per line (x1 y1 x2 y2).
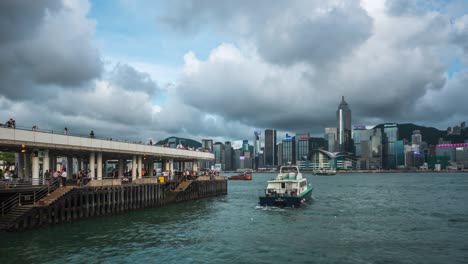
1 173 468 263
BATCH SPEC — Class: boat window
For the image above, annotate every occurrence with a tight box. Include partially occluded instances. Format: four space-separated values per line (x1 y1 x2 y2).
281 183 285 189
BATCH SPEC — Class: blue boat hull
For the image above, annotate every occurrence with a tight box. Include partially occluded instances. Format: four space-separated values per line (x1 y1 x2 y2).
258 190 312 208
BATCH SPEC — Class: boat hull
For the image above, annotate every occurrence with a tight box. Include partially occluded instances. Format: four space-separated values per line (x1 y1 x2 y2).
228 175 252 180
258 188 312 207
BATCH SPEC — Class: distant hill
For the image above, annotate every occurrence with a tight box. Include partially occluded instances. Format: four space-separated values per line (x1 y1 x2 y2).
373 123 446 145
156 137 202 148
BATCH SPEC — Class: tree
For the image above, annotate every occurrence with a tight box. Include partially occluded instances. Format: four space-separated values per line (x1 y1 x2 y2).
0 151 15 166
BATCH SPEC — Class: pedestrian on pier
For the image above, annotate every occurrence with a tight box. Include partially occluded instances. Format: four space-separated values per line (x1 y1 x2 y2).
64 127 68 135
44 169 50 182
5 118 16 128
61 168 67 187
32 125 38 131
90 130 95 138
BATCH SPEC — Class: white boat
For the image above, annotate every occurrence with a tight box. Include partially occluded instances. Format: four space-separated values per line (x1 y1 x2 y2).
312 168 336 176
258 165 313 207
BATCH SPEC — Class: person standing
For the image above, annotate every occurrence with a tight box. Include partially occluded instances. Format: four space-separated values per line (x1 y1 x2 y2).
61 168 67 187
44 169 50 183
64 127 68 135
90 130 95 138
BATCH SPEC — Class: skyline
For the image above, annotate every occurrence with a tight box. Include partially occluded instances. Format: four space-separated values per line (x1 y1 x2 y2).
1 0 468 147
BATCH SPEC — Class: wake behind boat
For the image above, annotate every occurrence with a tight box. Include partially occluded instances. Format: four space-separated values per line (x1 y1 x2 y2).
258 165 312 207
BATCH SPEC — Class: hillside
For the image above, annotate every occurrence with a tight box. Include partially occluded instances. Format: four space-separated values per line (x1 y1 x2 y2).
373 123 446 145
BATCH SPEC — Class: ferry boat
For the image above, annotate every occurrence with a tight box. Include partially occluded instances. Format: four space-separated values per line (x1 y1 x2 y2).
258 165 313 207
228 171 252 181
312 168 336 176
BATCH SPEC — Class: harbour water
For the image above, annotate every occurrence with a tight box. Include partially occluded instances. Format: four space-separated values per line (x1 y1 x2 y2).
1 173 467 263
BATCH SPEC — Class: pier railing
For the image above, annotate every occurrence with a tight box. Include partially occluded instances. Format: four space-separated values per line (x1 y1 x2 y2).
0 178 50 190
1 178 61 216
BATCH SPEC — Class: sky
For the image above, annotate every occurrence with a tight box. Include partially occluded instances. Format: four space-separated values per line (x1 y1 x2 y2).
0 0 467 148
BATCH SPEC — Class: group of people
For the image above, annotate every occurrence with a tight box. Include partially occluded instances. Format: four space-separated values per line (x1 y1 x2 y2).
76 169 92 186
44 168 68 187
4 118 16 128
1 170 14 188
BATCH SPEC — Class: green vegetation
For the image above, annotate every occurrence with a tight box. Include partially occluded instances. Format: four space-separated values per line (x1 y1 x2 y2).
0 151 15 166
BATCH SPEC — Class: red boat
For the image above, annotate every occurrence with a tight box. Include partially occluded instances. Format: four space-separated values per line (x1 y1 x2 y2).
228 172 252 180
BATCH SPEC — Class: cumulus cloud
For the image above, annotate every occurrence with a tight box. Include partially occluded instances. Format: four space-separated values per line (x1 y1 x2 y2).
166 0 468 136
1 0 468 145
0 0 101 101
162 0 373 66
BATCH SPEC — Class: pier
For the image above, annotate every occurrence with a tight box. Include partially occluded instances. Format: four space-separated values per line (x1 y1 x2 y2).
0 126 227 231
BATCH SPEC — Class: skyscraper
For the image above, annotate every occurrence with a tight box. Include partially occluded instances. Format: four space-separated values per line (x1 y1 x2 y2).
224 141 233 171
383 123 398 169
282 134 295 164
337 96 352 152
295 132 310 162
264 129 277 166
325 127 337 152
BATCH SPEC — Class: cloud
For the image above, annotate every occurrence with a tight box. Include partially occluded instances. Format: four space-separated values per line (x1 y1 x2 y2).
1 0 468 146
108 63 163 96
0 0 102 101
161 0 373 66
169 0 467 136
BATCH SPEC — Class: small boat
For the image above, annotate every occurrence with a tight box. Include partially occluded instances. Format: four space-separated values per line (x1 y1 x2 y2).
228 171 252 180
258 165 312 207
312 168 336 176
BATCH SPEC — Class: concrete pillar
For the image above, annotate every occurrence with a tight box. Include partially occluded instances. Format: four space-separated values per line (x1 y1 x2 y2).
49 153 56 173
77 158 82 171
138 155 143 178
147 159 154 177
192 160 198 172
118 159 124 177
132 155 137 180
42 150 50 176
16 153 24 178
67 156 73 177
102 157 107 178
89 152 95 179
97 152 103 180
24 153 31 179
169 159 174 181
32 155 39 185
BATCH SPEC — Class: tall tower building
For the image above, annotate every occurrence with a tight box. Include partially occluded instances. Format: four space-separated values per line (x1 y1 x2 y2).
282 134 295 164
337 96 352 152
264 129 277 166
224 141 233 171
325 127 337 152
254 131 261 169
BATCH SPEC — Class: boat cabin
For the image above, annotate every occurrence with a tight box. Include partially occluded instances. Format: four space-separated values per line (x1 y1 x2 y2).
265 166 307 197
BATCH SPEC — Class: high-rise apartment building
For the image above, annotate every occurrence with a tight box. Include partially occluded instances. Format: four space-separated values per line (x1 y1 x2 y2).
264 129 277 166
337 96 352 152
